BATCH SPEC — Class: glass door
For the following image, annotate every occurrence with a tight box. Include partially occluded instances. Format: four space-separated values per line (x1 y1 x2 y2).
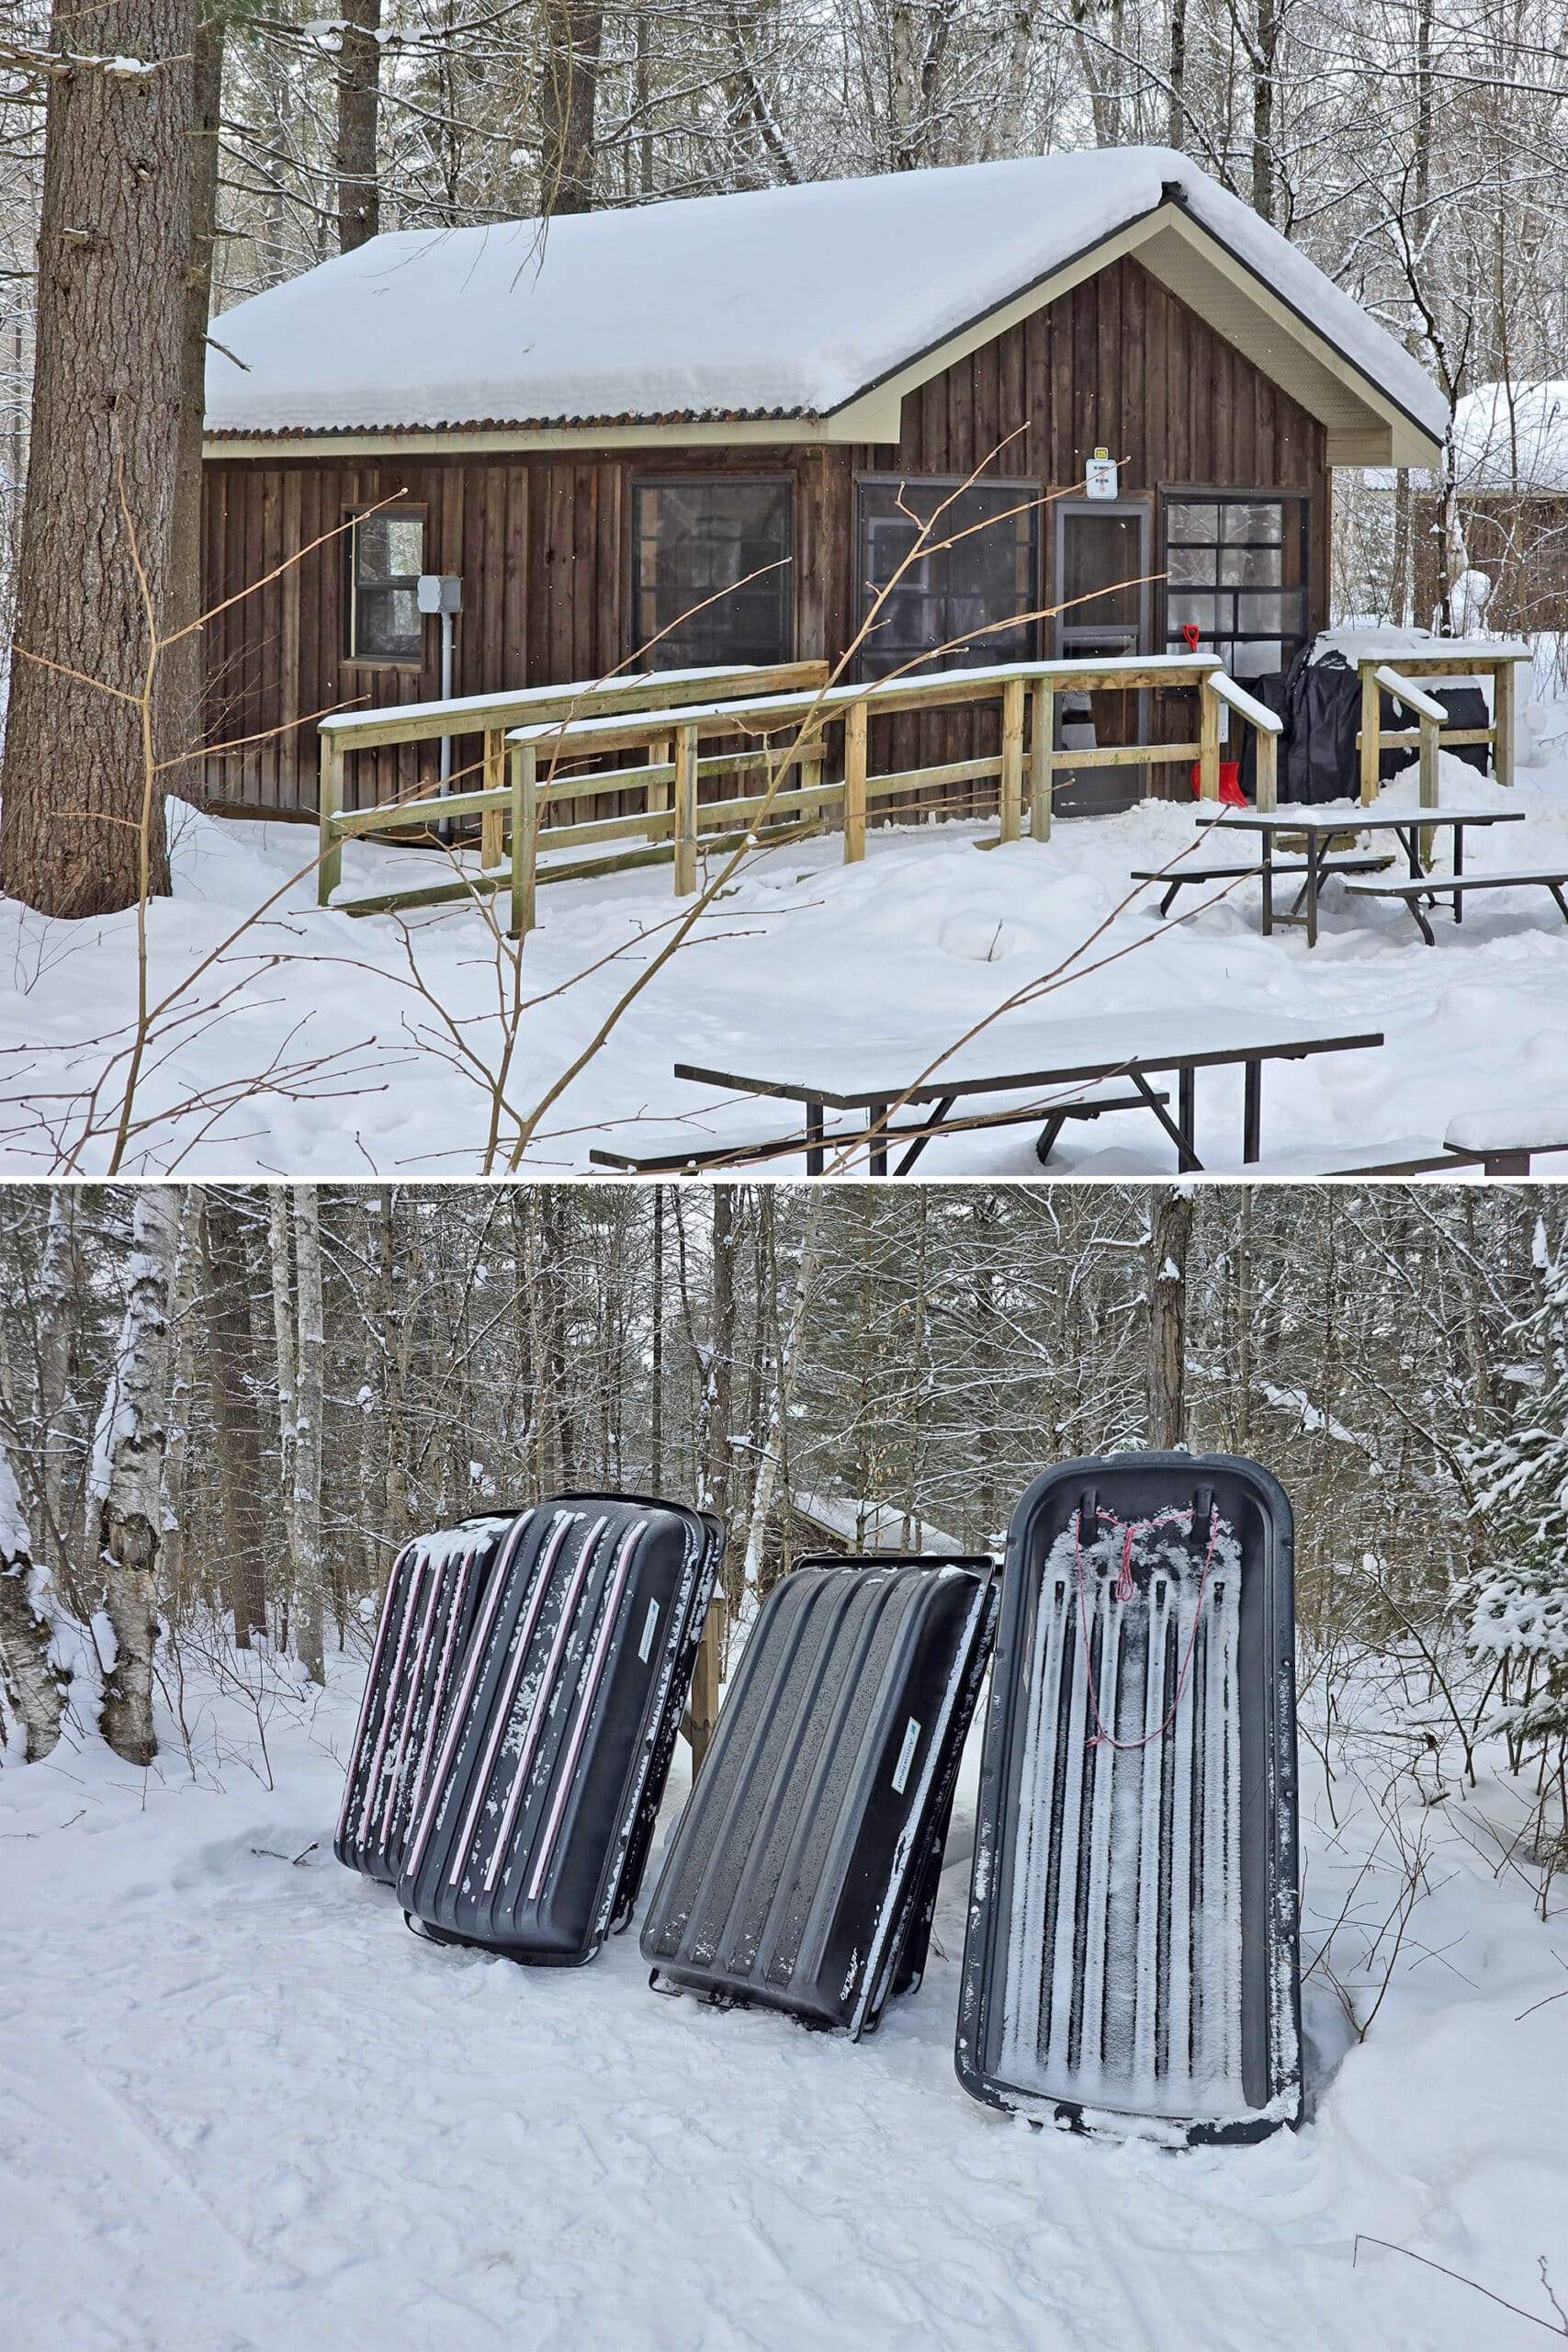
1052 502 1150 817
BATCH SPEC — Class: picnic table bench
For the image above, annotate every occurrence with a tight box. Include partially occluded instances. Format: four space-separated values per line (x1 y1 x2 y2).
585 1009 1386 1176
1194 804 1527 944
1253 1106 1568 1178
1340 866 1568 944
1132 853 1393 921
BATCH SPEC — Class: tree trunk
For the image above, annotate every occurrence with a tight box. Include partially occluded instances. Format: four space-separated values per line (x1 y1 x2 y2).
162 6 224 786
1146 1185 1194 1452
0 1452 67 1760
291 1187 326 1682
157 1190 202 1611
266 1191 299 1583
649 1188 664 1492
1167 0 1188 149
688 1187 738 1769
336 0 383 251
539 0 603 214
92 1187 181 1765
35 1190 81 1577
1251 0 1281 225
0 3 196 918
201 1191 269 1644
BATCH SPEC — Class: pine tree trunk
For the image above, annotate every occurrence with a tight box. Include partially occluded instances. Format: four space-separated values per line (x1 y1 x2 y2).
201 1191 269 1644
0 1452 67 1760
163 6 225 786
336 0 383 251
0 5 196 917
1146 1185 1194 1452
539 1 603 214
93 1187 180 1765
292 1187 326 1683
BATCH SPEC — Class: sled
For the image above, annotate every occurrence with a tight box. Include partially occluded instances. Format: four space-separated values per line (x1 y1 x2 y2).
956 1454 1301 2143
641 1553 999 2036
334 1514 516 1883
396 1493 723 1963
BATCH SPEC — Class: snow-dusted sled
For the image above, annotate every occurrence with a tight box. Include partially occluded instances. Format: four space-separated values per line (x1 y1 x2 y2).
956 1455 1301 2144
641 1554 998 2036
396 1494 722 1963
334 1515 514 1884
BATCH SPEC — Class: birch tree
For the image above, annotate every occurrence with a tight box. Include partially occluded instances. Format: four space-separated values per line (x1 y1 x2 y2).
89 1186 180 1765
0 1442 66 1758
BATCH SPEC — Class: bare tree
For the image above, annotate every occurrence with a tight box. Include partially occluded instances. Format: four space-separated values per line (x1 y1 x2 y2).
336 0 383 249
539 0 604 212
0 1442 66 1758
90 1186 181 1765
1146 1183 1194 1450
292 1185 325 1680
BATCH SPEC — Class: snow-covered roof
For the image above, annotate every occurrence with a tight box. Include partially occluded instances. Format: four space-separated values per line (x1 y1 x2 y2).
790 1488 966 1558
205 148 1445 463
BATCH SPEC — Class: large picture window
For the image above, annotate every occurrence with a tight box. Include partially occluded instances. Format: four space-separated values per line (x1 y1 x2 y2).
633 478 793 669
857 479 1039 681
347 509 425 664
1162 495 1309 679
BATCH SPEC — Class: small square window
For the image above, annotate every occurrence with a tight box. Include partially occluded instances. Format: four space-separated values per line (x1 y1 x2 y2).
348 508 425 663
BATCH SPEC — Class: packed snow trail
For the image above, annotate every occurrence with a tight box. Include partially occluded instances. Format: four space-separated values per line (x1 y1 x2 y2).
4 1651 1563 2352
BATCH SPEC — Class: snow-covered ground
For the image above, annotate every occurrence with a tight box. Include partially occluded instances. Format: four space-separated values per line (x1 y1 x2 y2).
5 1642 1563 2352
2 731 1565 1178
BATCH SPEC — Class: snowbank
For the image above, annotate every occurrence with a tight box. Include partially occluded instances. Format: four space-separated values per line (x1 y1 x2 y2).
3 1642 1562 2351
1 737 1565 1178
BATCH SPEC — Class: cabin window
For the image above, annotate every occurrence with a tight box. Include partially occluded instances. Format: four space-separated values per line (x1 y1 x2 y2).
347 509 426 664
1162 495 1309 679
632 478 794 669
857 478 1039 680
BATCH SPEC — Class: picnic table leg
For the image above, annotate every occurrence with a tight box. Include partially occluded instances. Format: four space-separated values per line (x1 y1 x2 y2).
1260 834 1274 936
896 1096 957 1177
806 1100 825 1178
1179 1068 1197 1170
1130 1071 1204 1173
1452 820 1465 923
868 1103 889 1178
1483 1149 1530 1176
1034 1110 1068 1166
1305 833 1321 948
1243 1060 1261 1164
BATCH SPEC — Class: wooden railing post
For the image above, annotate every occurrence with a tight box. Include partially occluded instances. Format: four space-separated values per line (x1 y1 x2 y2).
843 699 867 863
1029 681 1053 841
1418 705 1439 866
508 741 536 937
999 675 1024 842
1492 659 1515 786
673 723 699 894
646 734 671 840
480 728 505 868
318 735 344 905
1359 663 1381 804
1198 679 1221 801
1255 725 1278 811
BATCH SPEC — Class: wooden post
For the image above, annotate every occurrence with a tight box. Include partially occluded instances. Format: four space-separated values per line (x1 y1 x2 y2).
673 722 699 895
1418 706 1439 866
480 728 505 868
687 1600 723 1773
318 735 344 906
843 698 867 863
646 734 671 840
1492 659 1515 786
1029 680 1053 841
1359 663 1381 805
508 741 536 938
1255 727 1278 812
999 675 1024 843
1197 679 1221 801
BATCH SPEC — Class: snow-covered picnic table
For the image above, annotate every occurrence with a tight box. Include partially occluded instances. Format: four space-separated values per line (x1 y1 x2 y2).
586 1007 1387 1175
1192 803 1528 944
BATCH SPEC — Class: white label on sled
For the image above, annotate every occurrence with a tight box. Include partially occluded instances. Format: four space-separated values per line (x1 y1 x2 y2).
892 1718 921 1793
637 1599 660 1663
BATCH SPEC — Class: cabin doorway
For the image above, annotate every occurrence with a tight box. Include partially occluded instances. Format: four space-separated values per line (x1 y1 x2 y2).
1052 500 1151 817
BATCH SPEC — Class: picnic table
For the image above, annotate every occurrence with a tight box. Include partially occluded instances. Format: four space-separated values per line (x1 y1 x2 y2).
630 1009 1387 1176
1193 805 1527 944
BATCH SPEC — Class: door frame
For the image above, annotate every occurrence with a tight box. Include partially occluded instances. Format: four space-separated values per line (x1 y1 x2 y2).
1051 496 1153 659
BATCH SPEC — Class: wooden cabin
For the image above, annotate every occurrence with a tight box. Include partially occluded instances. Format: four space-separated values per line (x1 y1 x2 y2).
199 148 1444 824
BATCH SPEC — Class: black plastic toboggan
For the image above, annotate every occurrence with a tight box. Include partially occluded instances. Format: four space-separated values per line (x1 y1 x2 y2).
956 1454 1301 2143
395 1493 722 1963
640 1554 999 2036
334 1515 513 1884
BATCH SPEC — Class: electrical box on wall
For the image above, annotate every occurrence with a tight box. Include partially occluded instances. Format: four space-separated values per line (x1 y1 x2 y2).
417 573 463 616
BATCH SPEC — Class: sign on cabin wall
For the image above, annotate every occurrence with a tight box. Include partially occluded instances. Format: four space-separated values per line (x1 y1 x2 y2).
1085 447 1120 501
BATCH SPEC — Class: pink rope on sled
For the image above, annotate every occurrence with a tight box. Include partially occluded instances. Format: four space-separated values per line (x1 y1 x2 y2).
1071 1503 1222 1751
